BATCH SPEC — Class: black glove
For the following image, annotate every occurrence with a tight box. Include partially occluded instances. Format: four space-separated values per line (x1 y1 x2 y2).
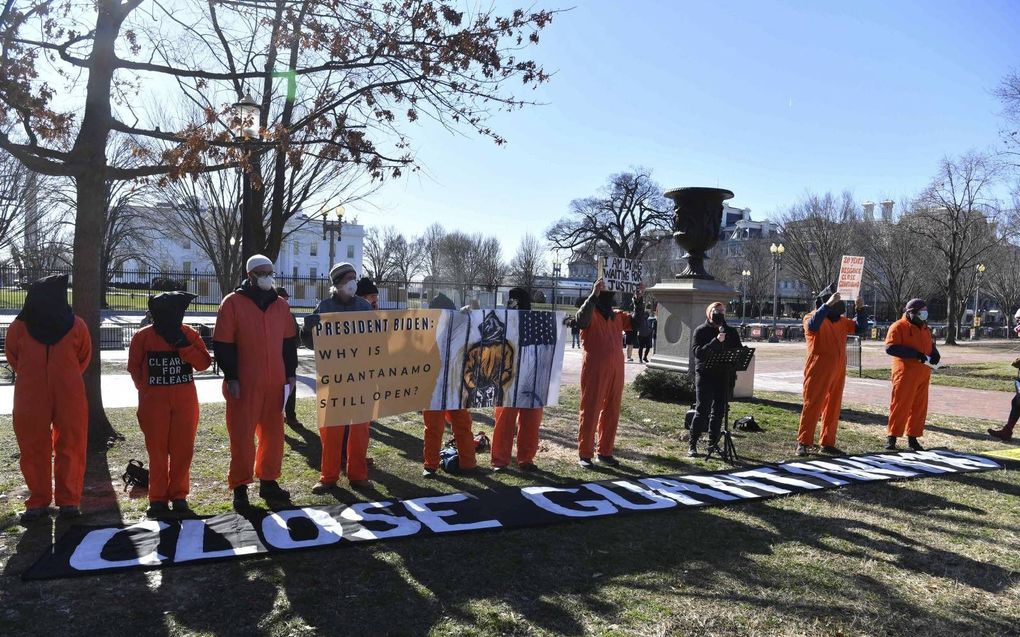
303 314 321 331
916 352 928 363
929 352 940 365
172 331 189 348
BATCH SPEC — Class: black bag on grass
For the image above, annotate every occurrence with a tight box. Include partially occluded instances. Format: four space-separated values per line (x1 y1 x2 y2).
122 459 149 491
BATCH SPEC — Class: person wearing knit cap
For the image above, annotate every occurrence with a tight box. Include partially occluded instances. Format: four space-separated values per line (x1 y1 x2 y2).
491 288 544 472
794 291 867 457
5 274 92 521
421 292 478 477
884 298 940 451
214 254 298 509
301 262 375 490
356 277 380 309
128 292 211 518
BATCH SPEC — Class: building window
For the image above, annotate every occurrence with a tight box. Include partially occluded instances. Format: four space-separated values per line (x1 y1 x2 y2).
310 242 318 257
309 266 317 279
182 239 191 250
347 245 354 259
293 266 299 279
183 261 192 273
293 241 299 256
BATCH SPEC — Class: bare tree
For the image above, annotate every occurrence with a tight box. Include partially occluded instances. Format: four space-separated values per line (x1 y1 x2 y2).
547 169 672 260
777 191 859 296
476 236 506 293
508 233 546 294
0 151 47 255
984 242 1020 337
388 234 425 288
420 223 447 283
856 211 929 321
995 70 1020 168
363 226 400 281
157 169 245 296
910 152 1013 344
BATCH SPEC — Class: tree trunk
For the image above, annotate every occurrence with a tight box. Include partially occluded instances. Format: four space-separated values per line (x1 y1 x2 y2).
945 273 958 345
76 172 118 448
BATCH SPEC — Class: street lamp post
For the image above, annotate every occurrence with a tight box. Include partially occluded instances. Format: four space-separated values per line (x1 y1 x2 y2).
740 269 751 325
321 206 345 269
551 258 561 311
973 263 986 340
231 92 262 263
768 243 785 342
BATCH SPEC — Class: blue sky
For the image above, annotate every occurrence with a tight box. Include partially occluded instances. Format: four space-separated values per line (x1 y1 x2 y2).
353 0 1019 260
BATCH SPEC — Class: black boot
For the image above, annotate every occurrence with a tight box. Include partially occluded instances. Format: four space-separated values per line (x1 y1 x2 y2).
688 433 700 458
259 480 291 502
907 436 924 451
884 436 897 451
232 485 249 510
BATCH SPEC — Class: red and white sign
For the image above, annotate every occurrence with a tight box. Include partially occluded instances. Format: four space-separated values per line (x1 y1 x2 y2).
837 255 866 301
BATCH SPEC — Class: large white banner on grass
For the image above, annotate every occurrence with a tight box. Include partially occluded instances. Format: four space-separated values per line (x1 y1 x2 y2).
312 309 567 425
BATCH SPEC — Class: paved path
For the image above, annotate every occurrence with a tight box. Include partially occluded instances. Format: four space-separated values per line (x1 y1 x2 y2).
0 341 1013 421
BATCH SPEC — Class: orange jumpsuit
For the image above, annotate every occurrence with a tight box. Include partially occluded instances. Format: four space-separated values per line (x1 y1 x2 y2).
797 312 857 447
886 316 934 438
6 317 91 508
577 309 627 458
214 293 297 489
320 423 371 482
491 407 543 467
128 325 211 503
423 409 477 471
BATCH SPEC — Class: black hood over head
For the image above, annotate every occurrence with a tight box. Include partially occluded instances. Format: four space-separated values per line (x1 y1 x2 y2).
596 290 616 320
430 293 456 310
478 311 507 344
828 300 847 321
508 287 531 311
17 274 74 345
149 292 197 344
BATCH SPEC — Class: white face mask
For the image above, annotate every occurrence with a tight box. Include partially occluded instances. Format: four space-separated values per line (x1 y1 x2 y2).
917 310 929 322
342 279 358 297
256 275 275 291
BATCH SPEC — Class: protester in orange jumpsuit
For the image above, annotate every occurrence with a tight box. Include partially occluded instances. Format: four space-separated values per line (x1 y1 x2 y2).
795 291 867 456
422 293 478 477
492 288 543 472
6 274 91 521
214 255 298 509
301 262 375 490
885 298 940 451
128 292 211 518
575 277 628 469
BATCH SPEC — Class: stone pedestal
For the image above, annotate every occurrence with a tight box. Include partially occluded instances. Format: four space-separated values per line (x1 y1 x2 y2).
648 278 736 375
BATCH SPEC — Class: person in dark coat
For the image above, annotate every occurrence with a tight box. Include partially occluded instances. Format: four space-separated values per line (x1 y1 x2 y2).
689 301 743 457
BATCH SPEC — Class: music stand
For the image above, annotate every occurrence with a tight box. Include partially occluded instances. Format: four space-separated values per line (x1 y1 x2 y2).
700 345 755 463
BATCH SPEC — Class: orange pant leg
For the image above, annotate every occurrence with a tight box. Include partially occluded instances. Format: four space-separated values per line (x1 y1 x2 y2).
319 425 345 483
596 363 624 457
819 370 846 447
138 394 173 503
491 407 517 468
167 390 199 501
797 363 833 445
13 395 54 509
51 392 87 508
254 388 285 482
344 423 371 481
225 384 256 489
577 360 607 458
887 368 912 438
422 410 446 470
515 407 543 464
448 409 476 469
906 373 929 438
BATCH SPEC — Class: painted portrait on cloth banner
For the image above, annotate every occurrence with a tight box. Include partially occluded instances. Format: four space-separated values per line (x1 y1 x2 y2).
313 309 567 426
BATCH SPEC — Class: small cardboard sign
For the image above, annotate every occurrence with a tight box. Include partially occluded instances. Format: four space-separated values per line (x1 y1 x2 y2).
836 255 866 301
597 255 643 294
146 351 193 386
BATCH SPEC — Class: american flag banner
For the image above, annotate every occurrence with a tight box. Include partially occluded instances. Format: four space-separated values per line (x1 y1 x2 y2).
511 310 565 408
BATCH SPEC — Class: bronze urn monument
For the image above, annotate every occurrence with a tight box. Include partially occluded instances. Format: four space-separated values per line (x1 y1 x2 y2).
664 186 735 280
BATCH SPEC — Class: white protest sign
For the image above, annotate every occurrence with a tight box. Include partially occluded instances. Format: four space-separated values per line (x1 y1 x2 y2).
597 255 644 294
836 255 866 301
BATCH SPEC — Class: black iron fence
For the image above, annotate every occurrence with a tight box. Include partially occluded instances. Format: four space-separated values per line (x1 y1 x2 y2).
0 266 593 314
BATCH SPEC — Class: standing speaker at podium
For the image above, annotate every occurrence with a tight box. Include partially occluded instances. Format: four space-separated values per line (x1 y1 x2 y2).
689 302 743 457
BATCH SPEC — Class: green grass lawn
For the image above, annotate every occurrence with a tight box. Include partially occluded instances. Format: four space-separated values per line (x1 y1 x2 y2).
859 361 1020 392
0 386 1018 636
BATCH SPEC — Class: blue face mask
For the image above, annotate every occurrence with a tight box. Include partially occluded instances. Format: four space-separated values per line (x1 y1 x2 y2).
917 310 929 322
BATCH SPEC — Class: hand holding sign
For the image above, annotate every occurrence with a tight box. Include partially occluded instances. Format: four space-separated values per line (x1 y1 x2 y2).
593 277 606 296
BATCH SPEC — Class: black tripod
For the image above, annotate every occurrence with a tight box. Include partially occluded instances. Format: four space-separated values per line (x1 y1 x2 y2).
701 346 755 463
